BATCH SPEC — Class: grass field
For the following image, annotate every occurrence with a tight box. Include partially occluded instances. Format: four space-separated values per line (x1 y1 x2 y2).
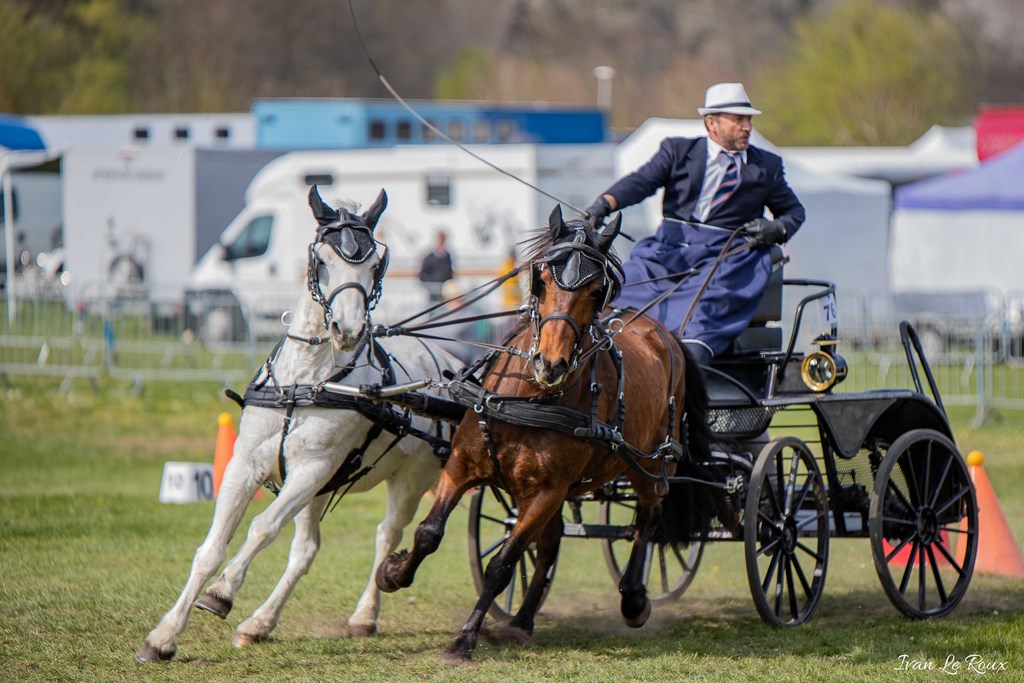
2 375 1024 682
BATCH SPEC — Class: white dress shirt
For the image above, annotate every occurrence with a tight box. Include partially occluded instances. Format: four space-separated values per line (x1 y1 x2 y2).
695 138 747 223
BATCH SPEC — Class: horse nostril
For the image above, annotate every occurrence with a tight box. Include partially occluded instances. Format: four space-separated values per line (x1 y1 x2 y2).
551 359 568 379
329 320 343 337
532 353 546 374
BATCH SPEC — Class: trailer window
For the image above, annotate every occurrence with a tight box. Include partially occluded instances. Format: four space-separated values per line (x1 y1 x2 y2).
423 121 438 142
426 175 451 206
224 215 273 260
304 173 334 186
473 120 490 142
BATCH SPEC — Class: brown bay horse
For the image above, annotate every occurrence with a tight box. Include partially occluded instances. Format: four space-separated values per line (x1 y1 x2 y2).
375 206 714 665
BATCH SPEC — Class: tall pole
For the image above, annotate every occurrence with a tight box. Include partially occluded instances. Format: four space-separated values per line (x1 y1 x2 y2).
3 158 16 325
593 65 615 114
2 150 57 325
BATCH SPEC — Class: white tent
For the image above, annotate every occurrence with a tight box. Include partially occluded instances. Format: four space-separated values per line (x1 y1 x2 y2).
890 141 1024 296
611 118 893 300
782 125 978 186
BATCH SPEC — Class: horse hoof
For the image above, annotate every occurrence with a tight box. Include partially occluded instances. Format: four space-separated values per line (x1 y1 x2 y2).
232 632 267 648
135 642 174 663
374 550 408 593
347 622 377 638
623 598 651 628
194 591 233 619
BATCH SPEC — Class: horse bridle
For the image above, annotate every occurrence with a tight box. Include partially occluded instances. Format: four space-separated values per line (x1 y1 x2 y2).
306 216 390 336
527 232 622 376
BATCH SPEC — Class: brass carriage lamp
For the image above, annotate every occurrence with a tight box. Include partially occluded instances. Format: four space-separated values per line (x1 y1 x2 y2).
800 335 848 392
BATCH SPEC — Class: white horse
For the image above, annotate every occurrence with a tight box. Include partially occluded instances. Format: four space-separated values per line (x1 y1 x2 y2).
137 186 462 663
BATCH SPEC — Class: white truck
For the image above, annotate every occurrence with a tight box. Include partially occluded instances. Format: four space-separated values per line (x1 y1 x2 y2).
185 143 615 341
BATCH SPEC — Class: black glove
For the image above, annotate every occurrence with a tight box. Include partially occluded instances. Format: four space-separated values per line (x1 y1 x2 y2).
585 196 613 226
742 218 787 247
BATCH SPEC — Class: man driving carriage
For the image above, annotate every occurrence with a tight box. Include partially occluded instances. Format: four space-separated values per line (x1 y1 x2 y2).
586 82 806 366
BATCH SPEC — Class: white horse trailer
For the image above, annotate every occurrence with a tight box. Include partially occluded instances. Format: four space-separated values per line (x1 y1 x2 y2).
185 144 615 341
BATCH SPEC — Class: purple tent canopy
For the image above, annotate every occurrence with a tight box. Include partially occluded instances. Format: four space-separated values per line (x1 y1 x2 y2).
894 140 1024 211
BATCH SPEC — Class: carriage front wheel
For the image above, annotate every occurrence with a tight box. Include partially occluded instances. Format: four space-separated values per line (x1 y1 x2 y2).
467 485 557 621
868 429 978 619
744 437 830 627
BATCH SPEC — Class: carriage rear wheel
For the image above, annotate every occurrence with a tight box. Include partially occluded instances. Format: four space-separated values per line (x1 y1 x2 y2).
868 429 978 619
744 437 830 627
599 492 703 604
467 485 557 621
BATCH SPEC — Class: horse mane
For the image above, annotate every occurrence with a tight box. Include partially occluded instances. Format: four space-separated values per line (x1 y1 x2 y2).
516 218 623 274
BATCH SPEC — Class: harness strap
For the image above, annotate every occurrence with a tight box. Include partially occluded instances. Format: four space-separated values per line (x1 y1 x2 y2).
477 417 511 497
277 403 296 485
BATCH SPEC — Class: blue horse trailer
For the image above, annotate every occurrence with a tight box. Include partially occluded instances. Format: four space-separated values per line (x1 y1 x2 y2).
252 98 607 150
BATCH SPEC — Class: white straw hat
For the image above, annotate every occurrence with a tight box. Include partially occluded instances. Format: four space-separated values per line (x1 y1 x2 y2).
697 82 762 116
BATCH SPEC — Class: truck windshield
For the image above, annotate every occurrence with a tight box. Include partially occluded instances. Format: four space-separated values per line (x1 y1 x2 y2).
224 215 273 260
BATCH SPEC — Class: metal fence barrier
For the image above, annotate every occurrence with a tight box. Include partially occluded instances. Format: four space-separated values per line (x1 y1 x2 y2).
2 282 1021 425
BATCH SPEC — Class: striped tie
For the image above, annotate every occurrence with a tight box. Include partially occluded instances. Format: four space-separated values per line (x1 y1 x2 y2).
709 153 738 214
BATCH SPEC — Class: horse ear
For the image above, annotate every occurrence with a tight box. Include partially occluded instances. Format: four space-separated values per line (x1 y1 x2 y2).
547 204 568 239
595 213 622 253
362 189 388 231
308 185 338 226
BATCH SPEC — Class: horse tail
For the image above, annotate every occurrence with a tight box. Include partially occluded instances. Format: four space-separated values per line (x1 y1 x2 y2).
657 344 729 545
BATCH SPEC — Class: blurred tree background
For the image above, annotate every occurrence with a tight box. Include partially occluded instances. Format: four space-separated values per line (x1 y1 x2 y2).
1 0 1020 145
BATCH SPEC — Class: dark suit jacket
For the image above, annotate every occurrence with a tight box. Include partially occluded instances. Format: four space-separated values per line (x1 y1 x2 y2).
605 136 805 239
604 136 806 355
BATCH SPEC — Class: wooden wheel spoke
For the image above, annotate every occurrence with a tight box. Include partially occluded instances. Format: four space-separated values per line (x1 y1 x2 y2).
651 544 669 595
904 449 923 507
917 544 928 611
886 478 916 518
790 549 815 599
796 510 827 532
479 512 510 525
774 554 787 616
765 476 784 518
795 540 825 563
670 543 696 572
898 540 920 594
761 547 782 593
757 536 782 558
519 548 537 596
479 536 506 560
923 440 933 504
888 533 917 565
489 487 516 517
785 555 799 619
934 485 972 518
501 568 518 613
792 474 817 514
881 515 916 528
784 451 801 515
757 508 781 528
932 537 967 579
926 545 948 604
928 455 954 509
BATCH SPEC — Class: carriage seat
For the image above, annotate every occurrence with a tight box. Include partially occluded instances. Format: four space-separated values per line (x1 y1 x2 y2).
722 245 786 355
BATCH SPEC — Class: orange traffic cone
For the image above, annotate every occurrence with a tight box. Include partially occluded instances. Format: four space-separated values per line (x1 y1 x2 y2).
963 450 1024 578
212 412 237 498
883 532 952 568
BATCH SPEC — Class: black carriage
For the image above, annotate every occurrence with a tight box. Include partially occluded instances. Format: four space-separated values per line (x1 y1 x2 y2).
465 254 979 627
